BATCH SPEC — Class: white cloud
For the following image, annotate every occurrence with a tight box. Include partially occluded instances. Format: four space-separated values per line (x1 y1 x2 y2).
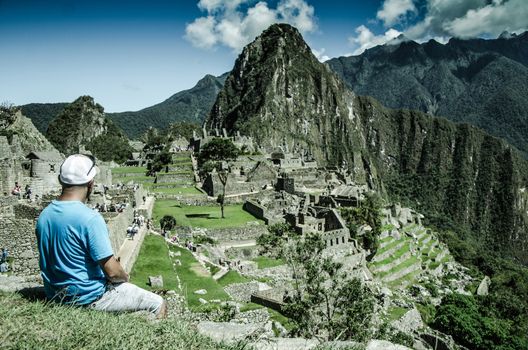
185 0 317 52
377 0 417 26
444 0 528 38
277 0 316 33
349 25 402 55
348 0 528 56
185 16 217 49
312 48 330 62
405 0 527 40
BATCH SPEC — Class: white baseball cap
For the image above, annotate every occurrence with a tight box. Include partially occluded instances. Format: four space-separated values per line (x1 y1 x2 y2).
59 154 97 185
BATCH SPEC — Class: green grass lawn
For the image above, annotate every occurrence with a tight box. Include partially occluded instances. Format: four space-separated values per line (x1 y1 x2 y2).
130 235 179 291
217 270 250 287
168 245 230 308
113 175 155 184
111 166 148 174
150 186 203 195
252 256 285 269
153 200 262 229
0 293 243 350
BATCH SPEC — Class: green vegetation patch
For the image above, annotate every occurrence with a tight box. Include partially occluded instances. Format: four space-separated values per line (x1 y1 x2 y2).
252 256 285 269
153 200 262 229
371 244 410 267
130 235 179 291
376 255 420 279
217 270 250 287
168 245 230 308
239 302 263 312
376 236 408 256
111 166 148 174
387 306 409 322
0 293 241 350
149 186 203 195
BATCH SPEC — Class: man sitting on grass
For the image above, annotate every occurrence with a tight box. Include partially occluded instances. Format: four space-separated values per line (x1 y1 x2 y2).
36 154 167 318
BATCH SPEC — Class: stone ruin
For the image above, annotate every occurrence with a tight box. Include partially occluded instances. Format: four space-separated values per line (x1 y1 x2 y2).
190 126 255 154
381 203 423 229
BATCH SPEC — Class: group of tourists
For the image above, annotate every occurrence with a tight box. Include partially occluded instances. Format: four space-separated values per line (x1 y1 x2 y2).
126 212 149 240
94 202 128 213
11 182 34 200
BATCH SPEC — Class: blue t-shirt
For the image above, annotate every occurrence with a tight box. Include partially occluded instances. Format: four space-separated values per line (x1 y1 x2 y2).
36 200 113 305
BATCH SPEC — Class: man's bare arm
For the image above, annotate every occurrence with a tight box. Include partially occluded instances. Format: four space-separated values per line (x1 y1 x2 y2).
99 256 129 283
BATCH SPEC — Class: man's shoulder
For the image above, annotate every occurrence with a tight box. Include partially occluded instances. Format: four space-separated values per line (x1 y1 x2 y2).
40 201 102 224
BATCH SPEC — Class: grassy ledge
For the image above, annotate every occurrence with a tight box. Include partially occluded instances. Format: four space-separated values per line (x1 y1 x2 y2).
0 293 245 350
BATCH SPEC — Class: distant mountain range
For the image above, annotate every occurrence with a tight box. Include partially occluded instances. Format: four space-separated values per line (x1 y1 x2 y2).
20 72 228 139
326 31 528 156
19 31 528 157
107 73 228 138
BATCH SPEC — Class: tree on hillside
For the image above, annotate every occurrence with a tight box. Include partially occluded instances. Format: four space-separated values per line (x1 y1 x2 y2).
160 215 177 233
142 127 166 149
197 138 239 219
340 193 382 260
148 150 172 175
283 233 375 341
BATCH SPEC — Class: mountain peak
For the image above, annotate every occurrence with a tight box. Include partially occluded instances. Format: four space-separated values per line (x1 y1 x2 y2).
206 23 362 168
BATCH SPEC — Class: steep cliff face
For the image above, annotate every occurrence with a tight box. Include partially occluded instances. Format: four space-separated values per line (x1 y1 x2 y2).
357 97 528 263
207 24 376 186
206 24 528 263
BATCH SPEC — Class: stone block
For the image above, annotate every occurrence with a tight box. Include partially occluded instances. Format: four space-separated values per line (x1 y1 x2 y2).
148 275 163 288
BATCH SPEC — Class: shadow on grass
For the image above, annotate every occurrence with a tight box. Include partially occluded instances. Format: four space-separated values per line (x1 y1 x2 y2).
17 286 47 302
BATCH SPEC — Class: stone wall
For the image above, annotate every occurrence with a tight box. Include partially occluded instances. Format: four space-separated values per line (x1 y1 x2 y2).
104 205 134 254
177 224 267 243
251 287 286 312
0 204 41 277
224 281 261 302
0 187 148 278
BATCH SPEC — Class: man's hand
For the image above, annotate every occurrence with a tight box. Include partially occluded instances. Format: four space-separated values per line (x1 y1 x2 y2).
99 256 129 283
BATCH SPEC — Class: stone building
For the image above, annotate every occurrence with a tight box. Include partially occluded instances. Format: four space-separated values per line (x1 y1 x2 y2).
190 127 255 153
285 207 351 248
25 151 63 195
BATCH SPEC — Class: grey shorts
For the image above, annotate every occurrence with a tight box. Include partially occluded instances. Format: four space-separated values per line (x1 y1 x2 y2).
90 282 163 315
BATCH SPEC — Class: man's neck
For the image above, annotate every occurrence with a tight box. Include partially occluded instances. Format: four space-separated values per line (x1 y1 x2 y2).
58 191 87 202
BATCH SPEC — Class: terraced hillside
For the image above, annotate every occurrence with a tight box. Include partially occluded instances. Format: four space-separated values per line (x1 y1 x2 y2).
111 152 203 198
370 224 453 289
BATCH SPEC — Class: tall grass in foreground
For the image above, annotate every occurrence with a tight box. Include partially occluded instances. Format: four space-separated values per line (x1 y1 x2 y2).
0 293 247 350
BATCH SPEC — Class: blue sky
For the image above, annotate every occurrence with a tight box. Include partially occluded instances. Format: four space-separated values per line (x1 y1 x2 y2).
1 0 526 112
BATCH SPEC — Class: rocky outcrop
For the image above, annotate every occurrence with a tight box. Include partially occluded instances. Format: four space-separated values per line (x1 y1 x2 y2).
0 106 58 155
46 96 108 155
